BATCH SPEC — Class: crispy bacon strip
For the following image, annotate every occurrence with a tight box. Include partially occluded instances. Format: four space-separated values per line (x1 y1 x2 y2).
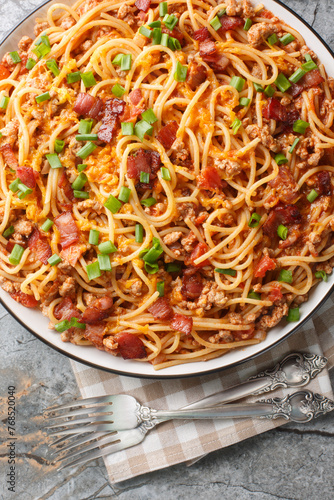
219 15 243 31
181 270 203 300
84 323 106 350
262 205 302 238
97 98 126 143
17 166 37 189
61 244 83 267
82 296 113 324
129 89 143 106
148 297 174 320
254 255 276 278
10 291 38 308
156 121 179 150
127 148 160 179
54 211 80 249
199 39 216 57
185 242 210 268
87 97 104 120
135 0 151 12
186 62 208 91
73 92 95 115
170 314 193 335
317 171 332 196
193 27 210 41
54 296 80 321
0 144 18 170
115 332 147 359
197 167 226 191
27 228 52 265
268 166 299 204
58 171 75 203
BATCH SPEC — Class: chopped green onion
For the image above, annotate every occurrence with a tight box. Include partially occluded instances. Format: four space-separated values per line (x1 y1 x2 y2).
166 262 182 272
174 61 188 82
66 71 81 83
73 190 89 199
168 37 181 51
77 163 87 172
289 68 306 84
157 281 165 297
247 290 261 300
17 183 33 199
277 224 288 240
70 317 86 329
86 261 101 281
139 26 152 38
230 76 245 92
41 219 53 232
26 58 36 70
76 142 97 159
148 21 161 28
121 122 134 136
307 189 318 203
315 270 328 282
275 153 288 165
152 27 162 45
278 269 293 283
140 171 150 183
142 237 164 264
112 54 124 66
104 194 122 213
304 53 312 62
54 320 70 332
9 179 20 193
253 83 264 92
161 33 169 47
302 60 318 72
35 91 51 104
98 254 111 271
161 167 171 181
210 15 222 31
231 117 242 135
267 33 278 45
287 307 299 322
118 186 131 203
78 119 93 134
275 73 291 92
214 268 237 276
46 153 62 169
279 33 295 46
293 119 309 134
48 254 62 266
159 2 168 17
80 71 97 88
217 8 226 17
239 97 250 106
32 43 50 59
9 243 24 265
9 51 21 64
264 85 275 97
145 261 159 274
36 34 50 48
3 225 14 238
288 137 300 154
163 14 178 30
120 54 132 71
46 59 60 76
248 213 261 228
0 96 9 109
89 229 100 245
141 108 157 124
112 83 125 97
243 18 252 31
98 240 117 254
135 224 143 243
134 120 153 141
75 133 98 141
54 139 65 153
141 197 156 207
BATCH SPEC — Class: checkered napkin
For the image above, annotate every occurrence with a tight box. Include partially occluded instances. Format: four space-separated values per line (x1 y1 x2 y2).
71 293 334 483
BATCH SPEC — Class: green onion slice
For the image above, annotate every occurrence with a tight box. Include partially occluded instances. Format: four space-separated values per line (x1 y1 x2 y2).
293 119 310 134
78 119 93 134
141 108 157 124
54 139 65 153
46 153 62 169
214 268 236 276
10 51 21 64
3 225 14 238
104 194 122 213
157 281 165 297
161 167 171 181
71 173 87 190
76 142 97 159
278 269 293 283
277 224 288 240
112 83 125 97
307 189 318 203
121 122 134 136
86 261 101 281
9 243 24 265
287 307 299 322
35 92 51 104
140 171 150 184
48 254 62 266
288 137 300 154
135 224 144 243
275 153 288 165
166 262 182 272
118 186 131 203
141 197 156 207
98 240 117 254
247 290 261 300
230 76 245 92
174 61 188 82
248 213 261 228
210 15 222 31
315 270 328 282
280 33 295 46
66 71 81 83
275 73 291 92
80 71 97 88
97 254 111 271
89 229 100 245
46 59 60 76
41 219 53 232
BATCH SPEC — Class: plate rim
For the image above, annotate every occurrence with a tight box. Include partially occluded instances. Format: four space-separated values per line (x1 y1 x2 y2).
1 0 333 379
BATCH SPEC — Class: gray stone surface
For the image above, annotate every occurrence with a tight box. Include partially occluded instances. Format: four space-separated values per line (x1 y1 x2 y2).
1 1 334 499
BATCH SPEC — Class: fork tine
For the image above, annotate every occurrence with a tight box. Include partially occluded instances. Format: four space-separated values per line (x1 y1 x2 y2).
48 423 120 436
49 432 110 455
47 405 113 419
47 414 115 429
54 433 119 462
45 394 132 413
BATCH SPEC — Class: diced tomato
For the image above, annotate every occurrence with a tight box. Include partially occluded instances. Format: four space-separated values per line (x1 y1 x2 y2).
82 296 113 324
268 284 283 303
253 255 276 278
156 121 179 150
148 297 174 320
17 166 37 189
197 167 226 191
170 314 193 335
115 332 147 359
0 63 10 80
185 242 210 268
54 211 80 249
27 228 52 265
10 291 38 308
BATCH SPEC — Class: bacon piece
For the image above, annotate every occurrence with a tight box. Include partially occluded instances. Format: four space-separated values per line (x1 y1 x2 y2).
97 98 126 143
262 205 302 238
317 171 332 196
254 255 276 278
186 62 208 91
263 97 287 121
135 0 151 12
54 296 80 321
17 166 37 189
201 53 230 72
87 96 104 120
181 271 203 300
156 121 178 150
185 242 210 268
193 27 210 41
148 297 174 320
54 211 80 249
218 15 244 32
199 39 216 57
127 148 160 179
73 92 95 116
197 166 226 191
268 283 283 304
61 244 83 267
129 89 142 106
279 225 301 249
0 144 18 170
115 332 147 359
84 323 105 350
302 69 324 89
58 171 75 203
27 227 52 265
10 291 38 308
161 27 184 43
82 296 113 324
289 83 304 98
268 166 299 204
0 63 10 80
170 313 193 335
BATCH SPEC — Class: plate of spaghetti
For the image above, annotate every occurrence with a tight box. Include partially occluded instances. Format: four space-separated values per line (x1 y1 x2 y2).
0 0 334 377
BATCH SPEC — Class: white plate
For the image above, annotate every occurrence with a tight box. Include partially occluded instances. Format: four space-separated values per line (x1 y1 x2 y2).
1 0 333 378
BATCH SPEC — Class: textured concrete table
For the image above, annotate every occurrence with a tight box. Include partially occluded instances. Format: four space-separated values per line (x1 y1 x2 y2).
1 1 334 499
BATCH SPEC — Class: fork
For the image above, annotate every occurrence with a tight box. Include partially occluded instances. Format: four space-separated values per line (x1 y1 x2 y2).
49 390 334 469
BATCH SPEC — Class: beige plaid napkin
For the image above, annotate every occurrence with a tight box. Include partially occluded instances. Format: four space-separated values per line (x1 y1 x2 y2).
71 293 334 483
